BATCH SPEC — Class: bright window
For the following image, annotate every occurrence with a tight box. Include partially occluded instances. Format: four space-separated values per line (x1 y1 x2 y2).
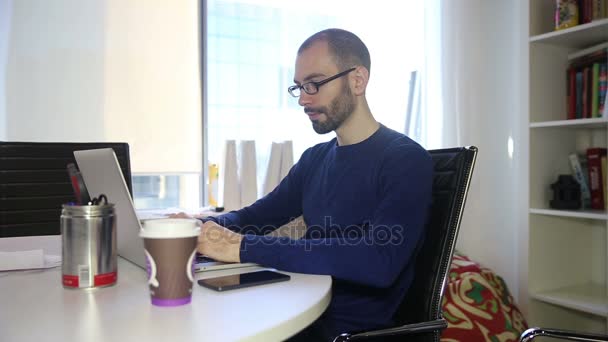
205 0 425 203
135 0 426 209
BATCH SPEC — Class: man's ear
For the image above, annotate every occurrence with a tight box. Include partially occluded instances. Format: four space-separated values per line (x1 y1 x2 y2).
351 66 369 96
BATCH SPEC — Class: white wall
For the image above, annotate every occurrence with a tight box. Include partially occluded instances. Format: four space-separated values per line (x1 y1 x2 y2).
6 0 107 141
516 0 530 316
3 0 202 173
1 0 203 254
451 0 525 300
0 0 11 140
102 0 202 173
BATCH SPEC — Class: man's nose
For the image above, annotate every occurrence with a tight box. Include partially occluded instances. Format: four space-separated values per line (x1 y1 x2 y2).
298 92 313 107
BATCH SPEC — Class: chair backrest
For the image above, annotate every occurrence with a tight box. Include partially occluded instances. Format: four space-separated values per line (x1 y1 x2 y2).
0 142 132 238
393 146 477 341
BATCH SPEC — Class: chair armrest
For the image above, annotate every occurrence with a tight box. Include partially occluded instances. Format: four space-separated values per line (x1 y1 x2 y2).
333 318 447 342
520 327 608 342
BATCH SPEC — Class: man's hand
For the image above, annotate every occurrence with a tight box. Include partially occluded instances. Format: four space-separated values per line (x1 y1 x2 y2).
167 212 208 219
167 212 193 219
198 221 243 263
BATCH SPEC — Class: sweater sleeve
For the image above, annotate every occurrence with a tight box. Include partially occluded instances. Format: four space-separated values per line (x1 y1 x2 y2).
203 149 311 235
239 144 433 288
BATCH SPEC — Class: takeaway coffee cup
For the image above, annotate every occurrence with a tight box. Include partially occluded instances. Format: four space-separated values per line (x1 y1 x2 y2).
140 218 200 306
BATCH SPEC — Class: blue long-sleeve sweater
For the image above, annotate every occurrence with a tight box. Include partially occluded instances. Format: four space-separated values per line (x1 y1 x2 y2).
205 124 433 338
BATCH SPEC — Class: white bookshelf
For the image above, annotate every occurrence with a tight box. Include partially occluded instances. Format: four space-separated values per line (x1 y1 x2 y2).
529 208 608 220
526 0 608 334
529 18 608 47
531 283 608 317
530 117 608 129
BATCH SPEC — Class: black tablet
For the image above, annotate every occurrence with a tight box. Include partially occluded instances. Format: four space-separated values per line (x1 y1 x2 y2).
197 270 291 291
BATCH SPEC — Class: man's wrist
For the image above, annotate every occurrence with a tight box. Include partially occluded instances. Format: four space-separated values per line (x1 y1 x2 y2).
233 235 244 262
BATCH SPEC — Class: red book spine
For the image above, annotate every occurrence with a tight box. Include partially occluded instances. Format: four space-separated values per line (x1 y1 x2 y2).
581 0 588 23
584 0 592 22
586 147 607 210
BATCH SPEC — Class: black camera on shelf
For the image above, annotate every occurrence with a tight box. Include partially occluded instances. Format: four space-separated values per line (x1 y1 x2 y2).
549 174 581 210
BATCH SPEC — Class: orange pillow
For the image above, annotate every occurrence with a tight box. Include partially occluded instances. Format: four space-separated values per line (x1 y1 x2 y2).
441 253 528 342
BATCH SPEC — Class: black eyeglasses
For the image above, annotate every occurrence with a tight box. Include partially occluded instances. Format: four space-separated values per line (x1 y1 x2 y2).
288 67 356 97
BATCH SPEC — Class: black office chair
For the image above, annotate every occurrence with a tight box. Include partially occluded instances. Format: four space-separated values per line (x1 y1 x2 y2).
333 146 478 342
520 327 608 341
0 142 132 237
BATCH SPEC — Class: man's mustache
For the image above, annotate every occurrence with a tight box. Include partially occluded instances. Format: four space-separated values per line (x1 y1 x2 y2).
305 107 326 114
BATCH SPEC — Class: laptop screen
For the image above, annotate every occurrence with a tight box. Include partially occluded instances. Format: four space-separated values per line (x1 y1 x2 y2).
74 148 146 269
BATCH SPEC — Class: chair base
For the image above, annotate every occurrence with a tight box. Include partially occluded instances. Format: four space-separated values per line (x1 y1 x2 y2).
333 318 447 342
520 327 608 342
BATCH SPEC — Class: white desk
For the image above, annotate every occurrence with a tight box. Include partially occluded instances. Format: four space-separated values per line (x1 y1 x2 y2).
0 258 332 342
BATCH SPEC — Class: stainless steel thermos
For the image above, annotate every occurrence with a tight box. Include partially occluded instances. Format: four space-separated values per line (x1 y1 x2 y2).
61 203 117 289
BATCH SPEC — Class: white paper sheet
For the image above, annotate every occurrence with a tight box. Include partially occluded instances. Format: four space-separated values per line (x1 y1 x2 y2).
279 140 294 180
219 140 241 211
239 140 258 207
0 250 61 271
263 142 283 196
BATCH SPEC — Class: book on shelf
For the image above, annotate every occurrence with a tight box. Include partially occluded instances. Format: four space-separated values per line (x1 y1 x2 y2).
592 63 599 117
556 0 608 30
579 0 608 24
566 41 608 119
601 63 607 117
603 154 608 209
584 67 590 117
555 0 579 30
586 147 607 210
569 153 592 208
574 70 584 118
567 67 577 119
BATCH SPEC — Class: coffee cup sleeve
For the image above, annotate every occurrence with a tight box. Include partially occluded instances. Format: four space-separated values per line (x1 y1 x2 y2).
145 249 159 288
186 250 196 282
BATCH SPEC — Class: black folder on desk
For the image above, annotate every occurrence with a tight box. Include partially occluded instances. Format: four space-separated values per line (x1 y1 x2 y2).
0 142 132 238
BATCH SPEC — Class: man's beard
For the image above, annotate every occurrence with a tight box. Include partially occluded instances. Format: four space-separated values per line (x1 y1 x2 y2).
307 83 356 134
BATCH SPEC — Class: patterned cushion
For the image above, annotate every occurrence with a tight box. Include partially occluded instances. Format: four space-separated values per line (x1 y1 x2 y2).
441 252 528 342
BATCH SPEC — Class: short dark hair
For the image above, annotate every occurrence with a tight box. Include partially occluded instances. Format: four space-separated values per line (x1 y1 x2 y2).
298 28 371 74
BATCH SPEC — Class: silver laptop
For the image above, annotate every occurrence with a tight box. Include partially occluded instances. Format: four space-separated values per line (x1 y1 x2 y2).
73 148 256 272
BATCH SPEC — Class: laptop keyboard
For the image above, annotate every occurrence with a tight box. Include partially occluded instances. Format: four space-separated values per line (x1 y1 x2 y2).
196 254 216 263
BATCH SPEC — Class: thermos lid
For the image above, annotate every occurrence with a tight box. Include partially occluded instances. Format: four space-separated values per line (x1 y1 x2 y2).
62 203 115 217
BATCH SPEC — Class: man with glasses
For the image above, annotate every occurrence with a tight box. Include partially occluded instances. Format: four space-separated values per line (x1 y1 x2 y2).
187 28 433 341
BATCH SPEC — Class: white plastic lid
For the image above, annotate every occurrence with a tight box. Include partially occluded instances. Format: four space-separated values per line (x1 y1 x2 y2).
140 218 201 238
